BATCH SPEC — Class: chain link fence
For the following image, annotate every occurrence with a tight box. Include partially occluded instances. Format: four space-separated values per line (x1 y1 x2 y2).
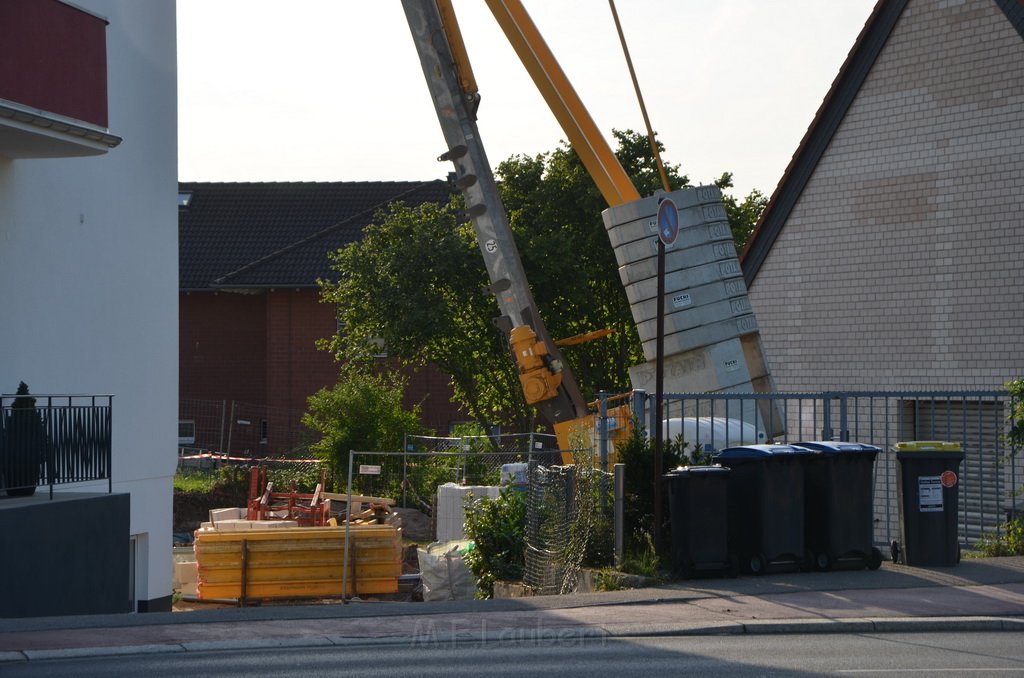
524 460 613 594
346 434 615 596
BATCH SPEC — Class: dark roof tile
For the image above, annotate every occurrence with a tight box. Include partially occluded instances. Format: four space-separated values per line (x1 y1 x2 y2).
179 180 453 290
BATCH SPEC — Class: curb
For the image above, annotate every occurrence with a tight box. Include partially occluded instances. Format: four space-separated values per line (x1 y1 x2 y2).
2 616 1022 663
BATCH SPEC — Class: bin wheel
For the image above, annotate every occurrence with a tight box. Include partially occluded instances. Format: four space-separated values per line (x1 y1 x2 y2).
890 540 900 564
749 554 767 575
727 556 740 578
814 551 832 572
679 560 694 580
957 544 962 564
867 547 883 571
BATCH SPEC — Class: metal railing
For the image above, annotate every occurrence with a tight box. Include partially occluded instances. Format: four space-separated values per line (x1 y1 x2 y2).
0 394 113 498
628 389 1020 550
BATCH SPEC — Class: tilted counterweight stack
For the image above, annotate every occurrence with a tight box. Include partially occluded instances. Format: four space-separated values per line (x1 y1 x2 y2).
603 186 783 437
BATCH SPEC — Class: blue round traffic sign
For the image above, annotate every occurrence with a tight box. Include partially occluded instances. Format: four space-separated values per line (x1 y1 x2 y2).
657 198 679 246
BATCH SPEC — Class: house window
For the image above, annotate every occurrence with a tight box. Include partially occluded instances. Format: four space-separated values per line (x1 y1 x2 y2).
335 307 387 358
369 337 388 359
177 420 196 446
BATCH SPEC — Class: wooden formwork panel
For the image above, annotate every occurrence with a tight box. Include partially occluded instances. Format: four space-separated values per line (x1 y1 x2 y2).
197 577 399 600
194 524 402 601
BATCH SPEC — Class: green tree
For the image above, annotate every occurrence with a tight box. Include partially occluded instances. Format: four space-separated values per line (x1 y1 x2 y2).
319 130 766 431
301 371 423 487
714 171 769 252
494 130 689 396
319 199 532 432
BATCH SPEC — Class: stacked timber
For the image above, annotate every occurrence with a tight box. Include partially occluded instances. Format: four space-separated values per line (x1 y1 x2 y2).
194 525 401 601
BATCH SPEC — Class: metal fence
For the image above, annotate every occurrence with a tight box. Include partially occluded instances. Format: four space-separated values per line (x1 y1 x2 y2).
630 389 1021 550
0 394 113 498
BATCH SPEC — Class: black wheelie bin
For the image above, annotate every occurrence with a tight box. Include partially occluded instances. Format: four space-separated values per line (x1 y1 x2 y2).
664 465 733 578
714 444 811 574
796 441 884 571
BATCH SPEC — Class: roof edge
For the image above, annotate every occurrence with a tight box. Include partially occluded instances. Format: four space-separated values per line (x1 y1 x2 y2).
739 0 905 286
994 0 1024 39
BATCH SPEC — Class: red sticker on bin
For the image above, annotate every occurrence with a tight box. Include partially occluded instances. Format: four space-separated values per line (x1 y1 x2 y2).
940 471 958 488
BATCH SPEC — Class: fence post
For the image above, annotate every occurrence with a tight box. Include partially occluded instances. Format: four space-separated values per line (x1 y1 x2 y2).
598 392 609 511
342 449 355 603
614 463 624 567
226 401 236 456
839 395 850 441
402 433 409 509
632 389 647 430
219 400 226 455
598 391 609 473
822 394 834 440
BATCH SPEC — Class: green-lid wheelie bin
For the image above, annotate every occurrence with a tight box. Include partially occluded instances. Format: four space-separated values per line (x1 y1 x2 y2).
892 441 964 566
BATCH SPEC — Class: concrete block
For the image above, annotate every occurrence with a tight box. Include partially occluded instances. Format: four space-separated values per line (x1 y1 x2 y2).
618 242 740 286
250 520 300 530
606 209 731 250
641 314 759 361
625 266 746 306
629 337 767 394
208 507 243 525
213 519 252 531
612 221 732 267
601 185 723 228
632 293 753 336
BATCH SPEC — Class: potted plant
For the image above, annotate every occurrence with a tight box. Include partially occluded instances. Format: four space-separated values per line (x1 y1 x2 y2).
2 382 46 497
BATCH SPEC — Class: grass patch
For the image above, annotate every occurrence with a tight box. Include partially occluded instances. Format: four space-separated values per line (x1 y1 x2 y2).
173 469 219 494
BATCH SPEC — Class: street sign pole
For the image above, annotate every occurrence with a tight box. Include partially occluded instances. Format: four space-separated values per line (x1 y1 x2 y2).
653 198 678 556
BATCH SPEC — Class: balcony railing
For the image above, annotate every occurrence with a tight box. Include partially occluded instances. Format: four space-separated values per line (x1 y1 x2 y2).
0 394 112 499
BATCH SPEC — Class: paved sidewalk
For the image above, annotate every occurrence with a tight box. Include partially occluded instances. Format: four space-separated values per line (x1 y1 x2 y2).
2 557 1023 662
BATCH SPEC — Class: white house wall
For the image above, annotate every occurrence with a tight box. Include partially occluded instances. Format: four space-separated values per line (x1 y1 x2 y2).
749 0 1024 391
0 1 177 610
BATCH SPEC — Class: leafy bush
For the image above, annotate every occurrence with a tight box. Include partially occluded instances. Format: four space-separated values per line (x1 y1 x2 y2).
462 486 527 599
302 370 423 492
975 517 1024 557
615 420 682 559
975 380 1024 556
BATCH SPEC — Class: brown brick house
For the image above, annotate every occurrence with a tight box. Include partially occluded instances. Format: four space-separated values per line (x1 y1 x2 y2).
178 180 461 456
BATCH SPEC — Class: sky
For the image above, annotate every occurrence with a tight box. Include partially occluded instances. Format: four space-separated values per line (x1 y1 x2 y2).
177 1 878 200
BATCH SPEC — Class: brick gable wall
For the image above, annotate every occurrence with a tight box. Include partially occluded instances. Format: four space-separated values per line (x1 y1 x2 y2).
749 0 1024 390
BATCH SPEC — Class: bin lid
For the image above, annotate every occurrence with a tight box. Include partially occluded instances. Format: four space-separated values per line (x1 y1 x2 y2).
795 441 882 455
894 441 962 453
664 464 730 479
714 444 813 460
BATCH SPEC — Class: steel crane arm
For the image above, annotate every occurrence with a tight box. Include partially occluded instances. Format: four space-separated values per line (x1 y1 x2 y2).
402 0 587 424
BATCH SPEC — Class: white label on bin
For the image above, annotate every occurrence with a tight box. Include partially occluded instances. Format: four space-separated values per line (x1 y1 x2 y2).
918 476 944 512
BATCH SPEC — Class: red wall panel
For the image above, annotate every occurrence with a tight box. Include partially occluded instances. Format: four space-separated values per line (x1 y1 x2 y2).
0 0 109 127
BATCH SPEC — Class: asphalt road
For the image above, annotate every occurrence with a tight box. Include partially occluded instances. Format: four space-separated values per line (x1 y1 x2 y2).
3 631 1023 677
